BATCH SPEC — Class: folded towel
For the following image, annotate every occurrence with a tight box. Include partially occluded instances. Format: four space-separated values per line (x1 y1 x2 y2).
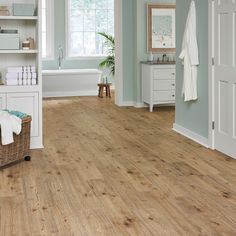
4 110 28 119
0 110 22 145
31 79 37 85
11 111 27 119
5 74 18 80
22 79 28 85
7 66 36 73
6 72 37 80
5 80 18 86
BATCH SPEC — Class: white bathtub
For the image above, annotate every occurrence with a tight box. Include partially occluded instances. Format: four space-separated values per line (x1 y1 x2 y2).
42 69 102 98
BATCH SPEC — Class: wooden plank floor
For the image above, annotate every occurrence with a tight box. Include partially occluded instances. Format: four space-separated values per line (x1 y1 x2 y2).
1 96 236 236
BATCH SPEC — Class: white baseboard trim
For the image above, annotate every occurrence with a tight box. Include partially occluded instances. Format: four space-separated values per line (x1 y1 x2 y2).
30 137 44 149
43 90 97 98
173 123 209 148
119 101 135 107
134 102 147 108
133 103 175 109
119 101 148 108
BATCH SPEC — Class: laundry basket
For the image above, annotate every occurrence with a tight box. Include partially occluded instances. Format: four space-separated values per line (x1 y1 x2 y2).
0 116 31 168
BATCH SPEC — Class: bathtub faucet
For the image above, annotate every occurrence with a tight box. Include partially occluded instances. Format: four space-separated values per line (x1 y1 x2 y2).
58 46 63 70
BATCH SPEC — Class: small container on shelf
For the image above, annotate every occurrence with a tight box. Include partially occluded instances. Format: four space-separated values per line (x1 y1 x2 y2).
0 72 4 85
0 32 20 50
22 40 30 50
0 6 10 16
27 37 35 49
12 3 35 16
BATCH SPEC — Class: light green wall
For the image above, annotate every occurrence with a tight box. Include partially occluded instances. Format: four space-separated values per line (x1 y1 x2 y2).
122 0 136 101
43 0 177 103
43 0 107 71
175 0 209 138
135 0 175 103
122 0 176 102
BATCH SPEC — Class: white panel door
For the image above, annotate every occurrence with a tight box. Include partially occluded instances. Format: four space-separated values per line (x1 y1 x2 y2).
214 0 236 158
7 93 39 138
0 93 6 110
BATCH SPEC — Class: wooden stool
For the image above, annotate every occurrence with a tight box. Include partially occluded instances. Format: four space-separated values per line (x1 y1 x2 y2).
98 83 111 98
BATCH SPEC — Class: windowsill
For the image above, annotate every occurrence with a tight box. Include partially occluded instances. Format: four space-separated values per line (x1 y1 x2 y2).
42 57 55 61
66 55 107 61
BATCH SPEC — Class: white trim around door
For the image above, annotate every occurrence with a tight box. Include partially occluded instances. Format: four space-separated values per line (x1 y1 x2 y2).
208 0 215 149
208 0 236 158
114 0 124 106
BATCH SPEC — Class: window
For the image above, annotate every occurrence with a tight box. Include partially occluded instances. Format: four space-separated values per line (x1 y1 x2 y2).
67 0 114 58
42 0 54 59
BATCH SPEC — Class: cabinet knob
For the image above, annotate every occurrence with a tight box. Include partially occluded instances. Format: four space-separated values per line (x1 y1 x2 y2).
172 83 175 86
171 73 175 75
172 94 175 97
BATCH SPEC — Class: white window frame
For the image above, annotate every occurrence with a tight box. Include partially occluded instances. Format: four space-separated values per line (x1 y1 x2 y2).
42 0 55 60
65 0 114 60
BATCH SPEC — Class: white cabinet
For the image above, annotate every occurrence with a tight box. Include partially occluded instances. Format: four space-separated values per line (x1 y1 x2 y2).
7 93 39 137
0 0 42 149
0 93 6 110
0 92 41 148
142 63 176 112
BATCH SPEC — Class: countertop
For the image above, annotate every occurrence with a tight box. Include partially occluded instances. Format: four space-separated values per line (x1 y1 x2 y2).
141 61 176 65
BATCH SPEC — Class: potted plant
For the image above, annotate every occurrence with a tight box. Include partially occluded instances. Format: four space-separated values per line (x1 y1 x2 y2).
98 32 115 77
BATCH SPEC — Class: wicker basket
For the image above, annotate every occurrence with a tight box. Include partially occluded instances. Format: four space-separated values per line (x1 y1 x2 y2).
0 116 31 168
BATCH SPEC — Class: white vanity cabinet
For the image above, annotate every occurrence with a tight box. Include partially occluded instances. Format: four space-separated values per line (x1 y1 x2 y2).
141 63 176 112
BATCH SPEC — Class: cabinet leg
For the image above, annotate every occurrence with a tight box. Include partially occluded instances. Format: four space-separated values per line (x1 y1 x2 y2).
149 105 153 112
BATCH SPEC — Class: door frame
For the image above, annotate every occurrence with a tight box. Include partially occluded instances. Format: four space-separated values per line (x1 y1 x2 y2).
208 0 215 149
114 0 124 106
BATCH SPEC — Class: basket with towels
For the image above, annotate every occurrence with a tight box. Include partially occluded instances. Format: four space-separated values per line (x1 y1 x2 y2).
0 110 31 168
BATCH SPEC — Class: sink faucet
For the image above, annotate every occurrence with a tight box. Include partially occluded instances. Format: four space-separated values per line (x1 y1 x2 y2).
58 45 63 69
162 54 167 62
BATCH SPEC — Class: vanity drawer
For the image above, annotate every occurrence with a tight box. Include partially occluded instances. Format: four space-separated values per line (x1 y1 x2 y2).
153 69 175 79
153 79 175 91
153 90 175 102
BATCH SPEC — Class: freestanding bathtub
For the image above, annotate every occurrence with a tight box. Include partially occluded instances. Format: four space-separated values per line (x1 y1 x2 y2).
42 69 102 97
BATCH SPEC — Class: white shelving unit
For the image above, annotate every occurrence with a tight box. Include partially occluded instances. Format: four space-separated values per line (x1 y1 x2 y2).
0 49 38 53
0 0 43 149
0 16 38 20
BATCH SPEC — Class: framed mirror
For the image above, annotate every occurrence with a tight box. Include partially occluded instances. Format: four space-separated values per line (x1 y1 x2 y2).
147 4 176 53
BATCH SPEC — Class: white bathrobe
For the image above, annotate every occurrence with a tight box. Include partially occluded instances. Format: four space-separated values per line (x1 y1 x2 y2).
0 111 22 145
179 0 199 102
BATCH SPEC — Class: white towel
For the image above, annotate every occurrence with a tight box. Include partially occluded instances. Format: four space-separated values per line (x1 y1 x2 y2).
22 79 27 86
5 80 18 86
31 79 37 85
7 66 36 73
179 0 199 102
6 72 37 80
0 111 22 145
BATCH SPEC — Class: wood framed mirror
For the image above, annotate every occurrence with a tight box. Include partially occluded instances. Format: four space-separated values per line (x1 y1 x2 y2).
147 4 176 53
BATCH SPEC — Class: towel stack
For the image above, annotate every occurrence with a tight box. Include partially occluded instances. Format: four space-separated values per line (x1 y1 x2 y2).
6 66 37 86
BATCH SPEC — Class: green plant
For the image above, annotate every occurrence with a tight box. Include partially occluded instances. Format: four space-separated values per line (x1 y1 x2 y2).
98 32 115 76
